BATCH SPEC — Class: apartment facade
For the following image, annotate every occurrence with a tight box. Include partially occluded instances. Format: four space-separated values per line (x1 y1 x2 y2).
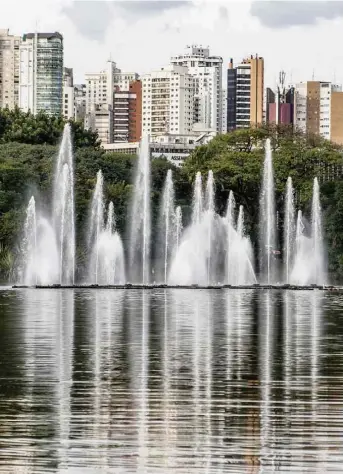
85 103 113 144
171 45 223 132
114 71 139 92
19 32 63 116
294 81 342 140
0 29 20 109
113 80 142 142
85 60 116 114
62 67 74 119
227 55 264 130
221 88 227 133
142 65 194 138
74 84 86 121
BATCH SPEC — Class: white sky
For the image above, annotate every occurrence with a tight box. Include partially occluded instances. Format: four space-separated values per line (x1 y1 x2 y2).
3 0 343 89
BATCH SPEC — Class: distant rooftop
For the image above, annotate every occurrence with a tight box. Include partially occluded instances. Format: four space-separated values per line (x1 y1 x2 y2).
23 32 63 41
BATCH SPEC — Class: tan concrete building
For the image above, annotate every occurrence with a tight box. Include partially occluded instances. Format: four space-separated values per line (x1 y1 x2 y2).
0 29 20 109
227 54 264 130
330 91 343 145
294 81 343 144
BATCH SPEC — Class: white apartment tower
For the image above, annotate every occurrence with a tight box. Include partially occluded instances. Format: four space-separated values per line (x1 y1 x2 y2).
294 81 342 140
171 45 223 132
19 32 63 116
85 60 116 113
114 71 139 92
142 65 194 138
63 67 74 120
74 84 86 121
85 61 139 113
0 29 20 109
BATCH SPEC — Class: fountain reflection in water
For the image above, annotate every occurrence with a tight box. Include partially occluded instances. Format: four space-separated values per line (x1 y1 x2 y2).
18 128 327 286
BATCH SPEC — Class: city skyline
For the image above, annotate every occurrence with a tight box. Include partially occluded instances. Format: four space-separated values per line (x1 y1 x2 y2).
2 0 343 88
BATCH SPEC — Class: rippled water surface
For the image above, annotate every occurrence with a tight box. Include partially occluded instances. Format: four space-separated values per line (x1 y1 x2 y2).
0 288 343 472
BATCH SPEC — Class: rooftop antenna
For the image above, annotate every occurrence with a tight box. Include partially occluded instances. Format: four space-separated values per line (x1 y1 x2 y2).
312 68 315 81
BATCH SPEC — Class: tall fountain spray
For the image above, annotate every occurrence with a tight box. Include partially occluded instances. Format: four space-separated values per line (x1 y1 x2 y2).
88 173 125 284
192 172 203 225
88 170 105 284
96 202 125 284
291 210 310 285
205 171 215 285
226 191 236 283
311 178 325 284
230 205 256 285
158 170 176 284
129 135 151 284
22 197 37 285
284 177 295 283
168 172 207 285
52 124 75 284
260 138 276 284
175 206 183 252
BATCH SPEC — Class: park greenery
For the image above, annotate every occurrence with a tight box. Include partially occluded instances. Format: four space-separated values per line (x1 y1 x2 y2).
1 108 343 281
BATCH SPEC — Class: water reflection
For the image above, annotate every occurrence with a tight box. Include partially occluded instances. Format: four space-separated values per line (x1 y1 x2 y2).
0 288 343 472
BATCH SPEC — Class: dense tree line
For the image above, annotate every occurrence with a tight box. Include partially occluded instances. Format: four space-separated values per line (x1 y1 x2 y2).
0 114 343 281
0 107 100 148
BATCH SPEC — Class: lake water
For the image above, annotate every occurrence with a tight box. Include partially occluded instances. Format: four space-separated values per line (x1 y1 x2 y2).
0 288 342 473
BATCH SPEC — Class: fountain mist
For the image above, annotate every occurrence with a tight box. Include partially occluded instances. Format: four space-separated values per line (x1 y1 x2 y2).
88 173 125 285
88 170 105 283
284 177 295 283
311 178 325 284
22 197 37 285
226 191 236 284
129 135 151 284
192 172 203 225
158 170 176 284
260 138 276 284
52 124 75 284
205 171 215 284
175 206 183 252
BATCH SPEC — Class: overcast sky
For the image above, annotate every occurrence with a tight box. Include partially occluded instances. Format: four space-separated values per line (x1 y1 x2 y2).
3 0 343 88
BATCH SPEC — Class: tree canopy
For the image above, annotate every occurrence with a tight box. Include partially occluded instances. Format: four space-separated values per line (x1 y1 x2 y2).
0 107 100 148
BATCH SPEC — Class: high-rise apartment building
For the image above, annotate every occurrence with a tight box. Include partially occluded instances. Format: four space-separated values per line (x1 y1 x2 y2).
171 45 223 131
85 61 141 144
85 104 113 144
0 29 20 109
114 71 139 93
74 84 86 121
142 65 194 138
63 67 74 120
227 55 264 130
113 80 142 142
19 32 63 116
221 89 227 133
266 71 294 125
294 81 342 141
85 60 116 114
